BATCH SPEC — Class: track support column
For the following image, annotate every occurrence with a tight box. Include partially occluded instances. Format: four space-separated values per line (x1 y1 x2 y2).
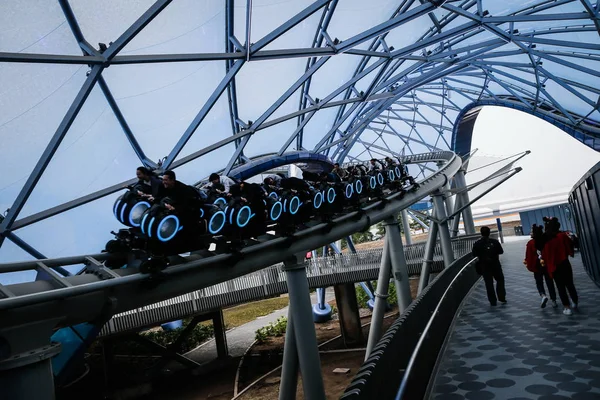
282 255 325 400
330 241 363 347
0 320 61 400
418 215 439 295
279 309 299 400
432 191 455 268
365 234 391 360
401 209 412 245
212 309 229 359
385 216 413 313
450 194 463 237
454 169 476 235
333 283 364 347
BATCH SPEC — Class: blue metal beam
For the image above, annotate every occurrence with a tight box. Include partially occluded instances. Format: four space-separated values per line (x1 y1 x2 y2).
97 77 154 167
250 0 332 54
226 0 243 149
162 60 244 170
222 56 331 174
104 0 173 60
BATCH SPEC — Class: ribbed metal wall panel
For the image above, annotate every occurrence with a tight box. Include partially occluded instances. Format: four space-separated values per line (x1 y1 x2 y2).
570 162 600 287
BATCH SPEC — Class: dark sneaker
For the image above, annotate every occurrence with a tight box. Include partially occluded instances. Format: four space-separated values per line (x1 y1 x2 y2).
541 296 548 308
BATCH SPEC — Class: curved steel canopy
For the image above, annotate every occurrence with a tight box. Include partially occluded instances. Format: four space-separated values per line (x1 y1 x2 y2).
0 0 599 262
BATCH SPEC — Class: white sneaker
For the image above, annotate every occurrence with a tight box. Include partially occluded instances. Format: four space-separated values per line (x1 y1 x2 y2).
563 308 573 316
551 300 558 308
541 295 548 308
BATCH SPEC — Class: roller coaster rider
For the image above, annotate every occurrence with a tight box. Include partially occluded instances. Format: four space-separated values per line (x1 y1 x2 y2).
135 166 163 201
332 163 348 180
369 158 384 172
159 171 201 215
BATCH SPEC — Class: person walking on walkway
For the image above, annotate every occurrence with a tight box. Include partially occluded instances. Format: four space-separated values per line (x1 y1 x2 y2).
524 224 558 308
472 226 506 306
541 217 579 316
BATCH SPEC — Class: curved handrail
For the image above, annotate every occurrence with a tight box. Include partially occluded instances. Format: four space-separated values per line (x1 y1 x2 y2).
0 151 461 332
394 257 478 400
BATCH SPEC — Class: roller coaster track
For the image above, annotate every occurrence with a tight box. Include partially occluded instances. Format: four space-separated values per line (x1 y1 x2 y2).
101 236 480 337
0 151 461 333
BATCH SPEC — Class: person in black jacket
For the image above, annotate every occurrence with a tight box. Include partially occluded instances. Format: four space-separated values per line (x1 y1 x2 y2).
472 226 506 306
159 170 201 217
135 166 163 201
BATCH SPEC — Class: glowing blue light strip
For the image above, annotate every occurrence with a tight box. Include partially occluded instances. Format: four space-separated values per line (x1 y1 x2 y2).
157 215 180 242
355 180 363 194
290 196 301 215
141 213 149 234
128 201 150 227
313 192 323 209
119 202 127 224
345 184 353 199
237 205 254 227
209 211 226 234
148 217 156 238
113 199 121 219
270 201 282 220
327 187 336 203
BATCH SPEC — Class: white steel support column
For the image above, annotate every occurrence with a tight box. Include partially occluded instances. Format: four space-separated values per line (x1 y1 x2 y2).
454 169 475 235
432 192 455 268
401 209 412 245
365 234 391 360
384 216 412 312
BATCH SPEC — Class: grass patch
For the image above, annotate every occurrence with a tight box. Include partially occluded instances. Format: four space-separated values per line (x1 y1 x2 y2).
209 296 290 329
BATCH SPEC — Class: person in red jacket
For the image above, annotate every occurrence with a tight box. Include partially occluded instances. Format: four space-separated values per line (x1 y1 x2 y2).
524 224 557 308
541 217 579 315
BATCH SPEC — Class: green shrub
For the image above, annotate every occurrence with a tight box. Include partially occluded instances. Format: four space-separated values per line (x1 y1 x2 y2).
355 281 398 308
143 323 215 353
255 317 287 343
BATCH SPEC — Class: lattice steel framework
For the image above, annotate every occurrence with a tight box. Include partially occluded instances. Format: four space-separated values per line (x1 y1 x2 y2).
0 0 599 261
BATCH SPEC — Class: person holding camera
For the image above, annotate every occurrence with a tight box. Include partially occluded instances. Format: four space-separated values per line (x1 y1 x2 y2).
472 226 506 306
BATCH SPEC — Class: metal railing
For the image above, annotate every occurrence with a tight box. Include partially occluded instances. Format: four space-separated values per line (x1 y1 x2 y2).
100 234 483 337
0 151 463 336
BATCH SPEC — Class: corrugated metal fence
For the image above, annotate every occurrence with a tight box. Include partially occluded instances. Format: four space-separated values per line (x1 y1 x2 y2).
100 235 482 337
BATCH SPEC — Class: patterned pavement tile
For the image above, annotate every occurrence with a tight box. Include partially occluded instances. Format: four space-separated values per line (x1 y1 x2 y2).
430 240 600 400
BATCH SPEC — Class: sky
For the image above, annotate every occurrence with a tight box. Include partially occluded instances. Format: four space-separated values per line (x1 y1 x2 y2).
466 106 600 217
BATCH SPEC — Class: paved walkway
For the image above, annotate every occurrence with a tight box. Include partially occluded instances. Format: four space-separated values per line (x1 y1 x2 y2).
430 238 600 400
186 290 336 363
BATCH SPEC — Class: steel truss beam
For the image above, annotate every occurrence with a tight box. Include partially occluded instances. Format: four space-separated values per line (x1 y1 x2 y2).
2 0 600 259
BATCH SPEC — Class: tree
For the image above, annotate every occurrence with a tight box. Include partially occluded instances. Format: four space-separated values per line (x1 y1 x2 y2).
341 231 375 249
375 213 405 237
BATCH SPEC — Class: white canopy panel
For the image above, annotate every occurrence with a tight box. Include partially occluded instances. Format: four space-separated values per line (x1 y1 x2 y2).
1 0 599 264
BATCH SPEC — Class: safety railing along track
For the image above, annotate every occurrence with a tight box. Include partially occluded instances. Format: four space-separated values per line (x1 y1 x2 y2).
100 234 481 337
0 151 462 334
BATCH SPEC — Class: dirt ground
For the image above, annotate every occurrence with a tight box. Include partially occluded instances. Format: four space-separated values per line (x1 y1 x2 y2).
59 278 420 400
237 351 367 400
233 279 421 399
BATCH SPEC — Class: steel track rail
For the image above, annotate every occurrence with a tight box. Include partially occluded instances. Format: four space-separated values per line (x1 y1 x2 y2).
0 151 460 331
